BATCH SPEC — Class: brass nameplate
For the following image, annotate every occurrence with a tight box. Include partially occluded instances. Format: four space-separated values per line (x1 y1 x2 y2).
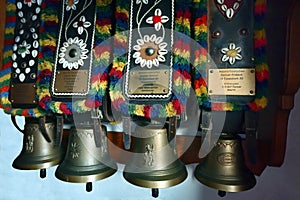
127 69 170 96
208 68 255 96
10 83 36 105
54 70 89 95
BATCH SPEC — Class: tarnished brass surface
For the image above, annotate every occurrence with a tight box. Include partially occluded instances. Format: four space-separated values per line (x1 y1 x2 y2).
53 70 89 94
208 68 256 96
13 118 64 170
55 125 117 183
123 126 187 189
10 83 36 105
194 133 256 192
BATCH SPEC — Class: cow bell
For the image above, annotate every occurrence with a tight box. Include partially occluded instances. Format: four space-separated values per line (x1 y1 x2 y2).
55 123 117 192
123 124 187 197
12 116 64 178
194 133 256 194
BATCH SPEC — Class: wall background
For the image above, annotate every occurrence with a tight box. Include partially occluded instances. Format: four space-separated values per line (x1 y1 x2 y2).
0 89 299 200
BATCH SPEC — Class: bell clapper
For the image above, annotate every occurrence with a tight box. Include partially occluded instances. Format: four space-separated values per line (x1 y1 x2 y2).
152 188 159 198
86 182 93 192
218 190 226 197
40 169 46 179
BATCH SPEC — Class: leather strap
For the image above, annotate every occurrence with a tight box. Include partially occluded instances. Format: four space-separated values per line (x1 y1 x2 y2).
55 115 64 146
245 111 258 164
91 108 103 148
122 116 132 150
11 115 24 134
208 0 255 104
38 116 51 143
168 116 178 149
9 0 41 108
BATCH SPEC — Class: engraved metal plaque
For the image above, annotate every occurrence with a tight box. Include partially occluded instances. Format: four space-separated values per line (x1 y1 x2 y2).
10 83 36 105
127 69 170 96
208 68 255 96
53 70 89 94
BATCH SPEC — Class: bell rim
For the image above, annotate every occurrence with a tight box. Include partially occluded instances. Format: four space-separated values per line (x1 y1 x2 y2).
194 165 256 192
55 167 117 183
123 164 188 189
12 154 63 170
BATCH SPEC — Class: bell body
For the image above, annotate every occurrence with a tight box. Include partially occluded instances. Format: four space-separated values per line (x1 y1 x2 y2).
13 118 64 170
123 126 187 189
195 133 256 192
55 125 117 183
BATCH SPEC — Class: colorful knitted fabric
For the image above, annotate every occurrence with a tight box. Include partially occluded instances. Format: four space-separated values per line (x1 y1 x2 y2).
109 0 193 118
38 0 113 115
192 0 269 111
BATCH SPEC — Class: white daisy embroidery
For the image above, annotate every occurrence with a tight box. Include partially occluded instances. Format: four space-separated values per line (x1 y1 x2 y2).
133 34 168 69
146 8 169 31
221 43 242 65
58 37 89 70
73 16 91 35
65 0 79 11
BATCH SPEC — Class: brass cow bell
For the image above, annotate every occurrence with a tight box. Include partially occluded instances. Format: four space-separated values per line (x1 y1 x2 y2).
194 133 256 194
123 125 187 197
55 124 117 192
12 117 64 178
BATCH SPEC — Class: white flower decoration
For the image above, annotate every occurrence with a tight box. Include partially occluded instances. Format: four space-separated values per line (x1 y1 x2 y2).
133 34 168 69
23 0 36 7
65 0 79 11
18 40 31 58
221 43 242 65
58 37 89 70
136 0 148 4
73 16 91 35
146 9 169 31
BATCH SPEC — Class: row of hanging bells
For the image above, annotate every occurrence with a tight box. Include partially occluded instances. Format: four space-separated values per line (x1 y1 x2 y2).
11 114 255 197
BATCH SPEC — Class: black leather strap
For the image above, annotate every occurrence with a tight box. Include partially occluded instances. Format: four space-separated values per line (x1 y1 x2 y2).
55 115 64 146
38 116 51 143
93 119 102 148
11 115 24 134
245 111 258 164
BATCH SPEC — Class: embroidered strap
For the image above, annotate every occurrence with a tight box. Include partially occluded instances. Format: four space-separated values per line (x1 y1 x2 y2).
39 0 113 115
0 0 59 117
110 0 192 118
192 0 269 111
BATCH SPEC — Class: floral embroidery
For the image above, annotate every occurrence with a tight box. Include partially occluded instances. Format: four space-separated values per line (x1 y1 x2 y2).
132 0 168 69
66 0 79 11
58 37 89 70
73 15 91 35
221 43 242 65
17 40 31 58
146 8 169 31
133 34 168 68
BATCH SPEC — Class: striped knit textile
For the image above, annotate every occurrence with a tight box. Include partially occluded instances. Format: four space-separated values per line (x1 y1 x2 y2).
192 0 269 111
109 0 193 118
